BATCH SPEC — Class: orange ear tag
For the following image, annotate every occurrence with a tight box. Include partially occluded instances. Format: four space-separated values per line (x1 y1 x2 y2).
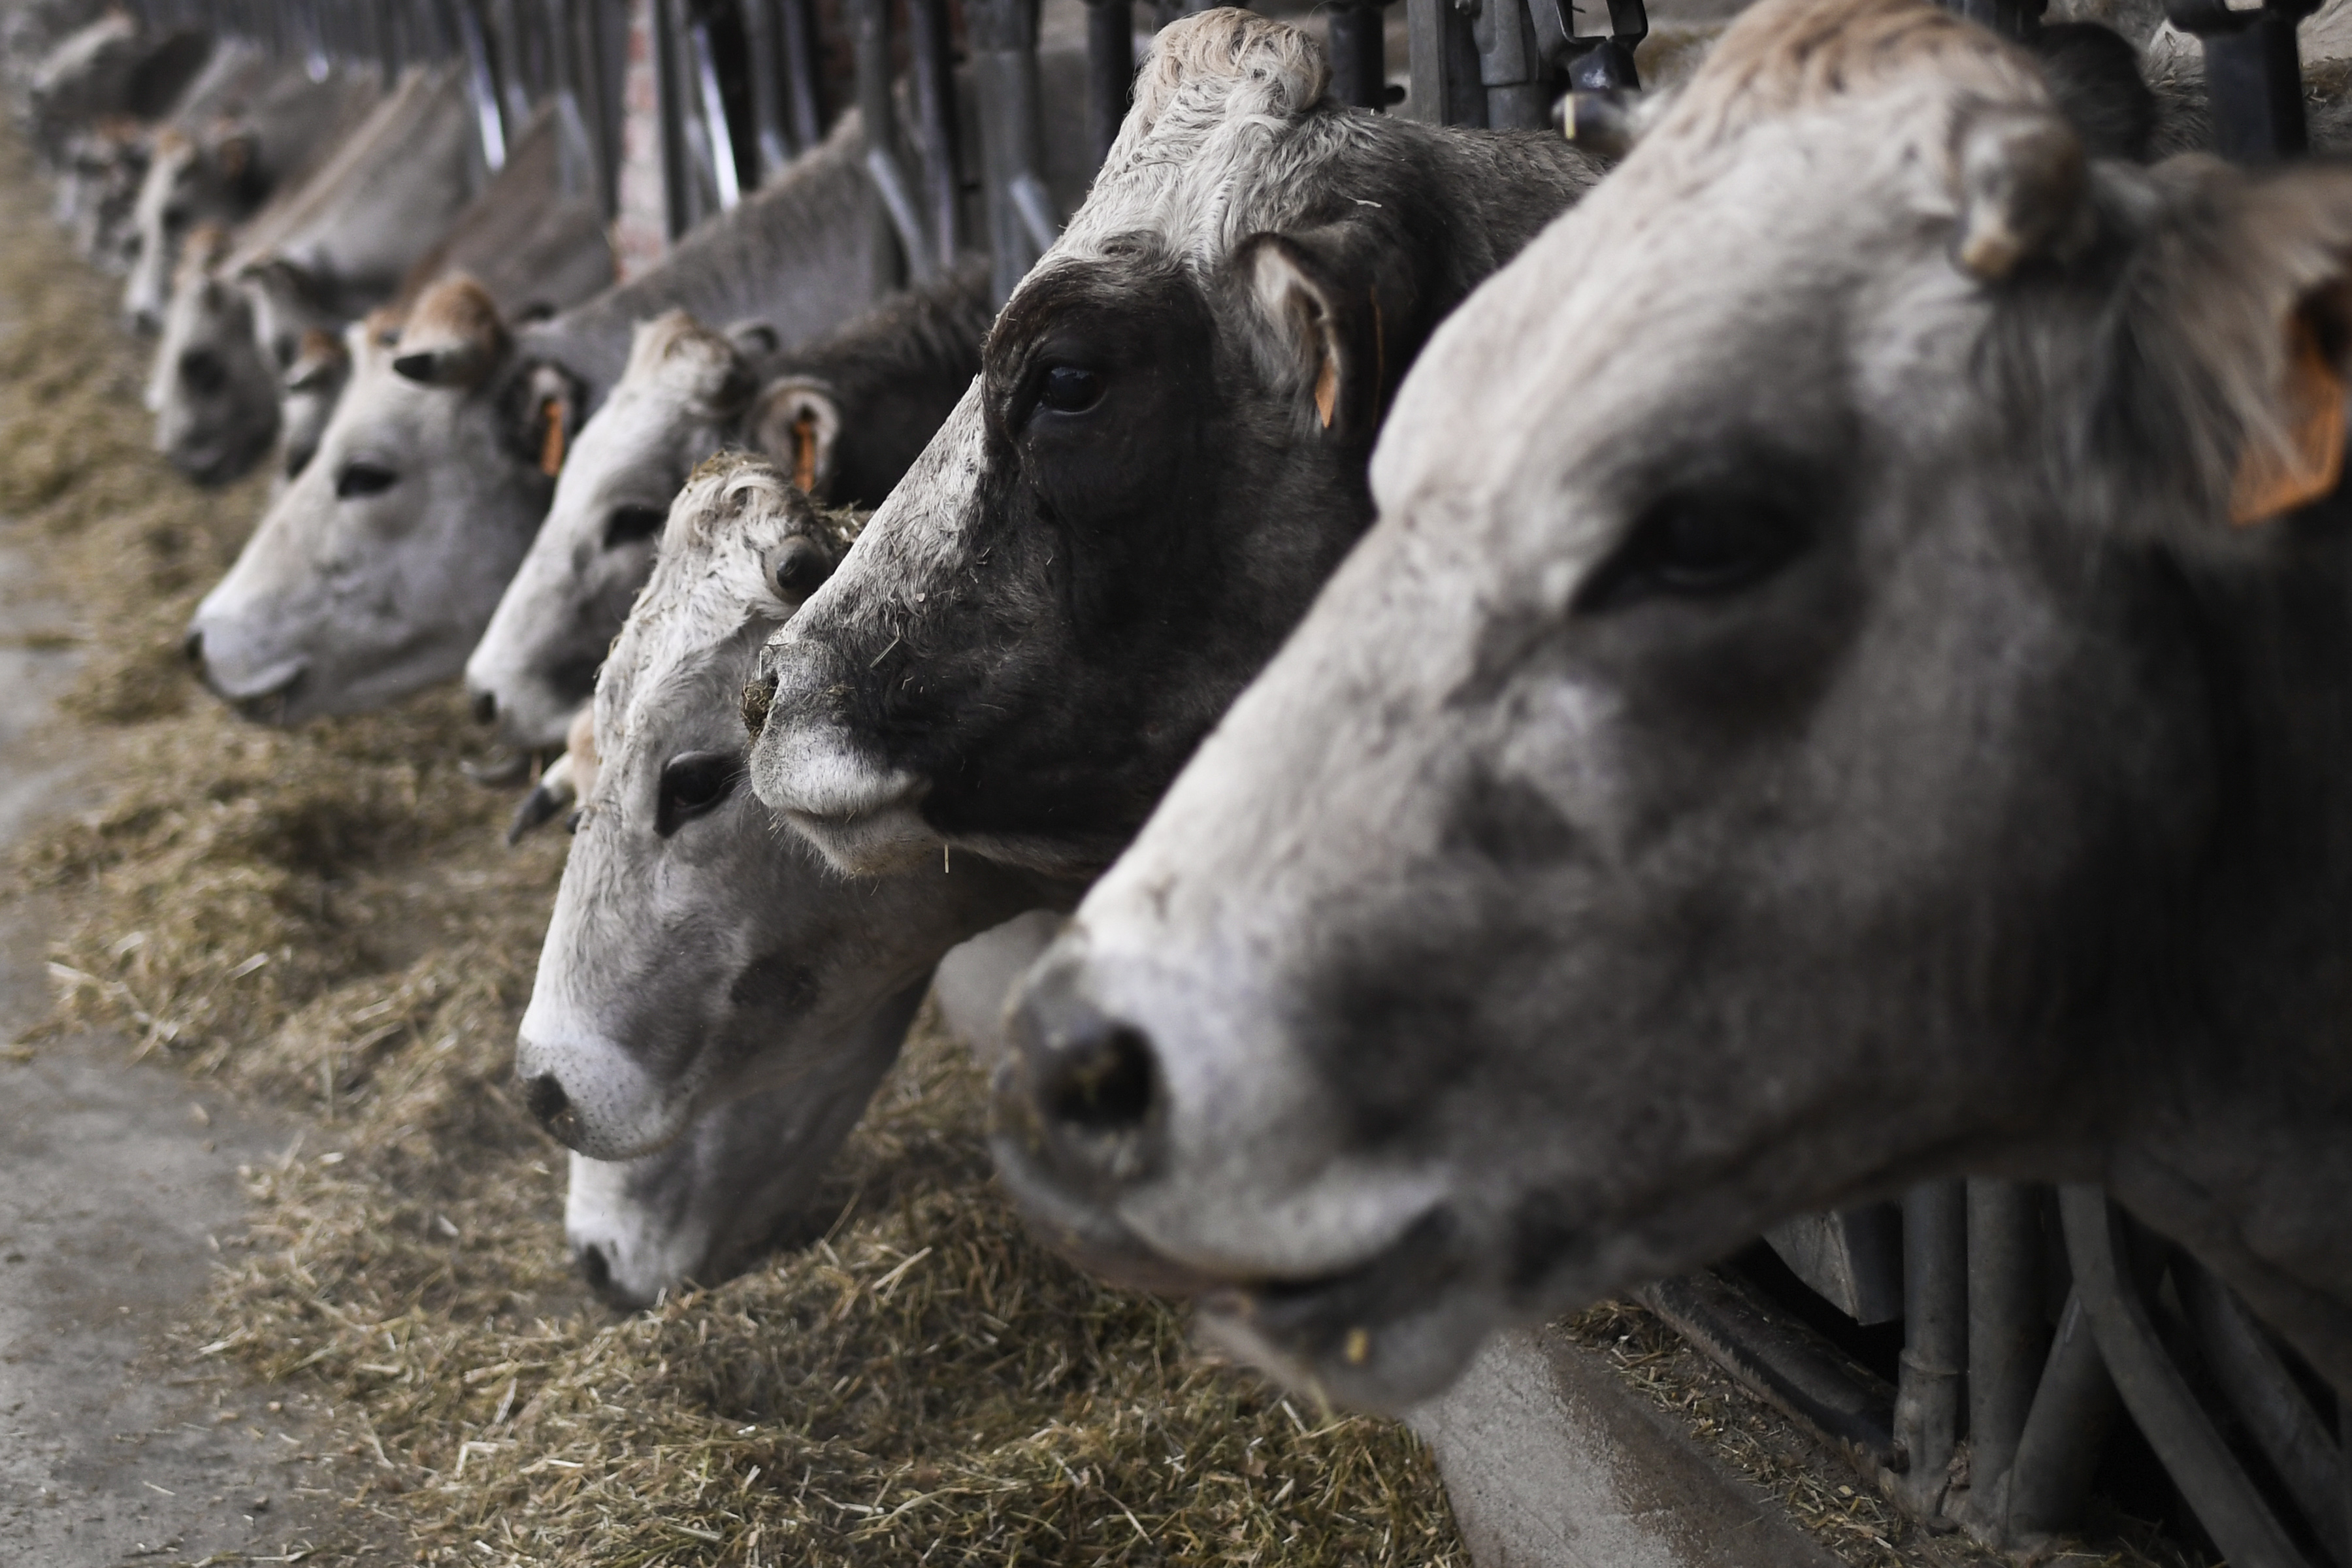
792 412 819 494
2230 316 2347 527
539 399 566 478
1313 353 1338 430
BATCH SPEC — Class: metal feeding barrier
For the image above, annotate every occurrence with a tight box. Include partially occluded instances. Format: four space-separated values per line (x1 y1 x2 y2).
90 2 2352 1563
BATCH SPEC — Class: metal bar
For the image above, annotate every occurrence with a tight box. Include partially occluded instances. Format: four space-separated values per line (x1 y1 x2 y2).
653 0 695 238
1327 0 1387 110
969 0 1055 302
2060 1186 2314 1568
1407 0 1485 126
2178 1258 2351 1565
738 0 791 178
776 0 823 152
489 0 531 122
2164 0 2316 161
1891 1181 1966 1517
688 17 742 210
2006 1289 2122 1540
1082 0 1134 169
849 0 925 286
1638 1271 1898 1467
907 0 964 269
456 0 510 172
1968 1179 2050 1524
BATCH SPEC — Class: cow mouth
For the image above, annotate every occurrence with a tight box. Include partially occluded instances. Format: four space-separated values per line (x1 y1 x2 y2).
203 659 308 725
988 1123 1487 1409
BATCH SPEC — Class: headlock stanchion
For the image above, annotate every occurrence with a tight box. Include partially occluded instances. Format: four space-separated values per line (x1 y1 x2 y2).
907 0 964 274
849 0 932 287
2166 0 2319 161
1082 0 1135 169
968 0 1057 304
1325 0 1396 110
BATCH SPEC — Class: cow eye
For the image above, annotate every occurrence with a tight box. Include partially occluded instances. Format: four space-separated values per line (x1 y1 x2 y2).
1036 365 1104 416
603 505 668 551
336 463 398 499
1576 493 1810 612
656 749 742 836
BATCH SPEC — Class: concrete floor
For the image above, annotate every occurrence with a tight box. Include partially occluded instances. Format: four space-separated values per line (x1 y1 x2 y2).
0 546 361 1566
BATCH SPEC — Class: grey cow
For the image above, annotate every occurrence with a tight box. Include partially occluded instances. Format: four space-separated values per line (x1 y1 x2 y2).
995 0 2352 1410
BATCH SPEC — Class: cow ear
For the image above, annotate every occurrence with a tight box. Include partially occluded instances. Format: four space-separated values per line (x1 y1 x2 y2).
1947 102 2089 283
506 361 584 478
2127 164 2352 531
1235 221 1418 440
751 379 841 497
392 276 510 389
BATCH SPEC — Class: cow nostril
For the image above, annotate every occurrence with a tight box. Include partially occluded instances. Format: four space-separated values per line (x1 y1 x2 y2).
740 673 777 740
470 688 497 727
1042 1023 1158 1134
576 1241 612 1295
522 1072 572 1130
182 627 203 668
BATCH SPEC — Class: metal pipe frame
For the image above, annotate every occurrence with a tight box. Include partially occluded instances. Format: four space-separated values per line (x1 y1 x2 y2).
1967 1179 2050 1527
654 0 697 239
2004 1289 2122 1541
1891 1181 1967 1517
1325 0 1390 111
738 0 792 179
848 0 928 287
906 0 964 270
775 0 823 154
2178 1258 2350 1566
1081 0 1134 171
2164 0 2319 161
1405 0 1485 125
968 0 1054 303
2061 1186 2313 1568
687 12 743 210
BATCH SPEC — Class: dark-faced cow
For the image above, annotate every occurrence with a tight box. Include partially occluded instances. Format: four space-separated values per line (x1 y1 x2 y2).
994 0 2352 1409
466 261 993 751
744 8 1605 885
518 457 1042 1301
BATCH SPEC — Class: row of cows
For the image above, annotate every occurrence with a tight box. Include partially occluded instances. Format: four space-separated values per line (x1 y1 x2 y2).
14 0 2352 1547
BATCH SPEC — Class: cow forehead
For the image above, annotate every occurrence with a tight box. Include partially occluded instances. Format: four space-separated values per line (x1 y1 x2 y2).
1379 126 1935 559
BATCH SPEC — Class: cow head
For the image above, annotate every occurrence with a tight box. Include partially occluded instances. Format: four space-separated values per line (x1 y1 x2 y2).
146 223 285 485
745 8 1599 882
275 321 353 485
993 0 2352 1408
186 276 578 724
515 456 1040 1164
123 121 259 334
465 310 772 751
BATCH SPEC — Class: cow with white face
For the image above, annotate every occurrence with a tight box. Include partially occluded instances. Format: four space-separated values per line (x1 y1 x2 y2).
996 0 2352 1407
186 276 571 723
746 8 1605 884
466 263 994 752
517 457 1042 1301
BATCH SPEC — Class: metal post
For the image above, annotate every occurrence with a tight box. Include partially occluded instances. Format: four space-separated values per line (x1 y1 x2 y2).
2164 0 2318 161
907 0 964 270
653 0 695 238
1892 1181 1967 1518
1950 0 2045 39
1407 0 1485 125
849 0 926 287
687 12 742 210
2060 1187 2310 1568
776 0 822 153
1967 1179 2050 1527
969 0 1055 303
738 0 791 178
1327 0 1390 110
1472 0 1546 128
2005 1290 2122 1541
1081 0 1134 169
456 0 510 172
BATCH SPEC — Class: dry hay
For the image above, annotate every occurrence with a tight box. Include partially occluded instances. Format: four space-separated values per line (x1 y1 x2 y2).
0 124 1465 1566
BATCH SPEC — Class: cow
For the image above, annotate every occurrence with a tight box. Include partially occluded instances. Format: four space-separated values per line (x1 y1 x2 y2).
742 8 1603 881
466 260 994 753
142 65 494 484
989 0 2352 1412
120 61 379 333
180 107 897 725
516 456 1043 1301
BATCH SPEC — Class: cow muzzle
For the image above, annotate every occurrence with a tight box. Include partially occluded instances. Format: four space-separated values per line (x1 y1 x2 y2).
743 636 936 874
